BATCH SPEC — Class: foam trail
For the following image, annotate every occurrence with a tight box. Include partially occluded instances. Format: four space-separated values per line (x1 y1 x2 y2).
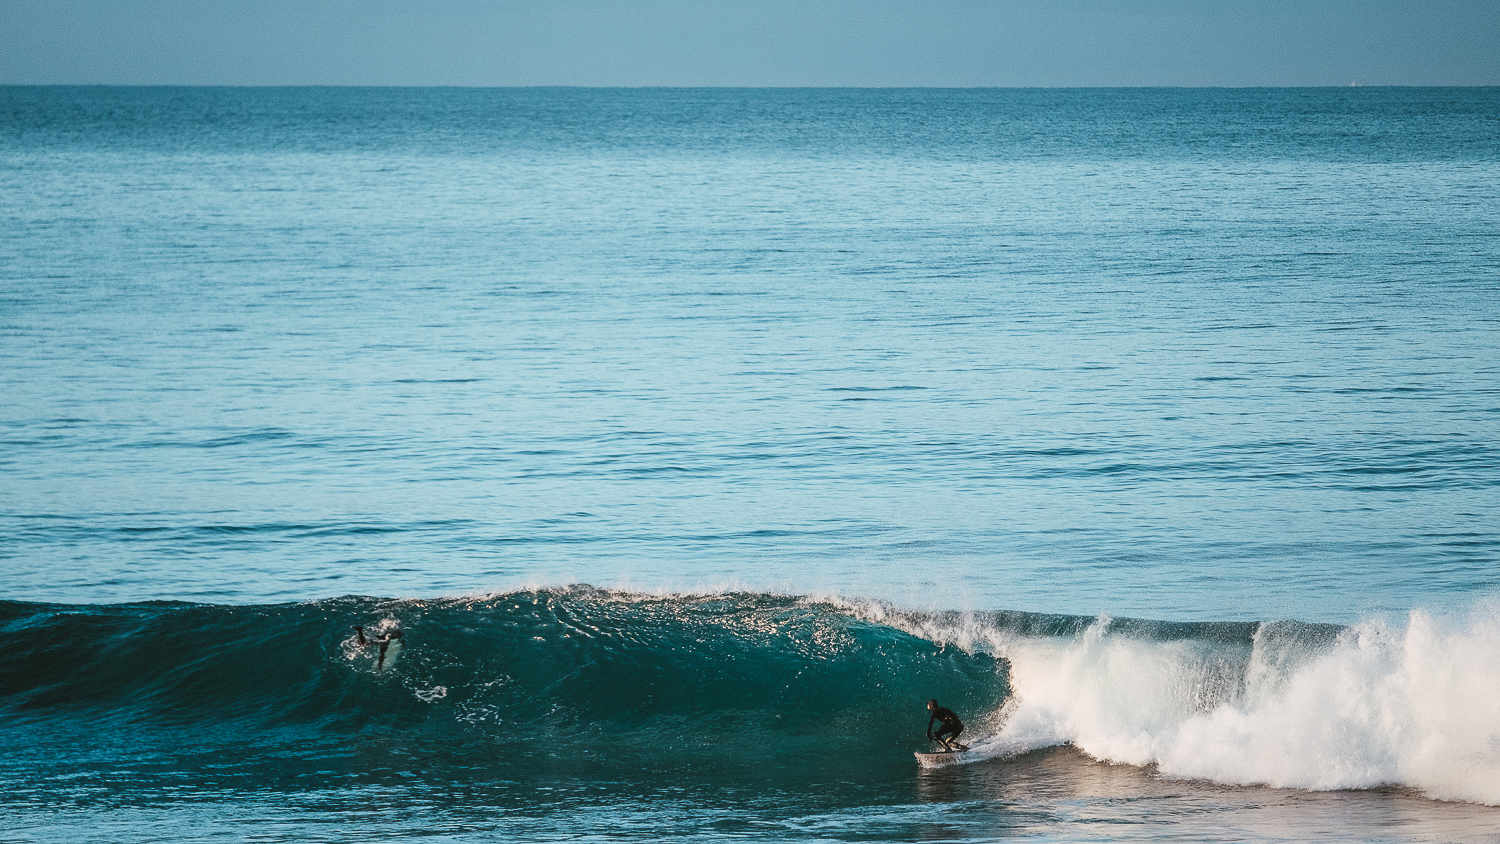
979 606 1500 805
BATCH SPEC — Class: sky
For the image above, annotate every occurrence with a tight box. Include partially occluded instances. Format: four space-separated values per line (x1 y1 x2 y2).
2 0 1498 87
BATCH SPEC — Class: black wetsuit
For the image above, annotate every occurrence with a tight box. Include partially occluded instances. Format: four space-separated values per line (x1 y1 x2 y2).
927 705 963 746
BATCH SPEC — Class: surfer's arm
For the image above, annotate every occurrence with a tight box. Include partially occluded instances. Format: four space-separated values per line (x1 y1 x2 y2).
926 713 936 739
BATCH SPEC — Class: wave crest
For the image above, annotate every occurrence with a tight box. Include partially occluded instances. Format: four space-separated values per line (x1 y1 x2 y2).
870 602 1500 805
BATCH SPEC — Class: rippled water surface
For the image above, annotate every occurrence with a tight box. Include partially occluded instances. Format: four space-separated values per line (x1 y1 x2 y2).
2 87 1499 841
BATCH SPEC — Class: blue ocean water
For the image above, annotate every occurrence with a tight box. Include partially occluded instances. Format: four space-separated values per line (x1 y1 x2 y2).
2 87 1499 841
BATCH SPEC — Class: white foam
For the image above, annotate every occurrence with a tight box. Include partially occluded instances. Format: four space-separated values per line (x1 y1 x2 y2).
889 603 1500 805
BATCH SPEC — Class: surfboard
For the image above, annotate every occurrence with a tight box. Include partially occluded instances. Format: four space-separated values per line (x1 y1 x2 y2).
914 745 974 767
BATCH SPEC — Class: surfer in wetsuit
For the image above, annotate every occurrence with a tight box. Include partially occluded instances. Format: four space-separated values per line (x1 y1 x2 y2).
353 625 403 671
926 699 965 750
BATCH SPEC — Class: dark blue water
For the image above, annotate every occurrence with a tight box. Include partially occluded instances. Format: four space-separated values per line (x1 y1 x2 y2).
2 87 1499 841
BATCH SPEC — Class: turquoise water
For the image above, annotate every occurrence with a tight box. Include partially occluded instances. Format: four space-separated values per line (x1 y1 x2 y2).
3 87 1499 841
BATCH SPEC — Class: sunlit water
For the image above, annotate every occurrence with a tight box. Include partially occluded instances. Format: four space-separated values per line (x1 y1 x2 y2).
2 87 1498 841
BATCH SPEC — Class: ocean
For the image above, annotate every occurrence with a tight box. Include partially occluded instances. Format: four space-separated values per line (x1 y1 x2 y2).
2 86 1498 842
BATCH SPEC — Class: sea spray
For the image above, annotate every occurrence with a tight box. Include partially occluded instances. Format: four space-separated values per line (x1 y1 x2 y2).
868 600 1500 805
1160 606 1500 804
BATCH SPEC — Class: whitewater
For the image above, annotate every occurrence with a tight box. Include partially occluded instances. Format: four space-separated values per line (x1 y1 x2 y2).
859 598 1500 805
3 86 1499 841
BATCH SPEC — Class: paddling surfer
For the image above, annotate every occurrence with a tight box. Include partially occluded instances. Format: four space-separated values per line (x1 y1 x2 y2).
926 699 966 751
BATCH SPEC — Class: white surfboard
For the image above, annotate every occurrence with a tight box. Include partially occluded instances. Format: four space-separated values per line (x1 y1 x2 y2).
914 746 975 768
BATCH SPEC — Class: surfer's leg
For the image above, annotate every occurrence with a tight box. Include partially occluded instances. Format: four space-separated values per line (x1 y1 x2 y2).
937 725 961 750
377 640 389 670
353 626 367 646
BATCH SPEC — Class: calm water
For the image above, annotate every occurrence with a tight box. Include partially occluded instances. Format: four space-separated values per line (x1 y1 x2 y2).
2 87 1499 841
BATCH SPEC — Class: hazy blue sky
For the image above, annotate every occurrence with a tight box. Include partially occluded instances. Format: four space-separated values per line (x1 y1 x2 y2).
3 0 1497 87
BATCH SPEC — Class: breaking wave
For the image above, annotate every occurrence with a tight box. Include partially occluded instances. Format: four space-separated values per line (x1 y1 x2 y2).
3 587 1497 804
855 598 1500 805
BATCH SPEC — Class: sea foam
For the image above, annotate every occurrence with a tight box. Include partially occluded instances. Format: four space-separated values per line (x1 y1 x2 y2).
879 602 1500 805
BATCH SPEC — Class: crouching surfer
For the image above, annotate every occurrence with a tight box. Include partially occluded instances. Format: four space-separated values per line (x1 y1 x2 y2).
926 699 967 751
353 624 403 671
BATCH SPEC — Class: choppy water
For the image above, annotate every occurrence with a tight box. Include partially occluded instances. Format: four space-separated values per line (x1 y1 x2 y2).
2 86 1499 841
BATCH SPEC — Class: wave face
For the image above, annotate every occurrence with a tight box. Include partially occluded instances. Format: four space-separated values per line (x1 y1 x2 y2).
4 589 1499 806
0 589 1006 782
857 600 1500 805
